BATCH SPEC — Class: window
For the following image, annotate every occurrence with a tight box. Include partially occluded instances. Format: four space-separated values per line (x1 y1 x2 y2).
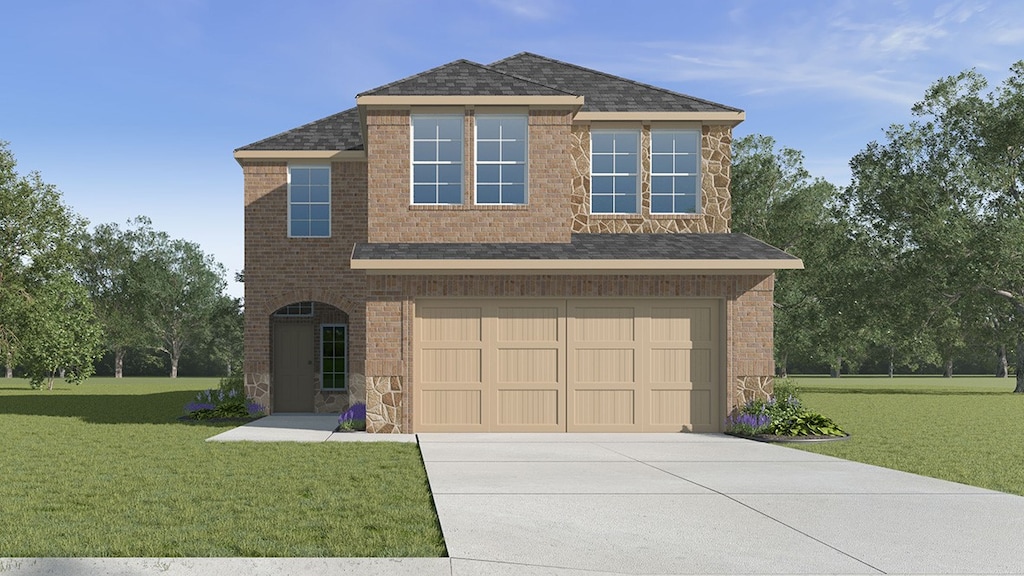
321 324 347 390
475 115 527 204
412 115 463 204
651 130 700 214
274 302 314 316
288 166 330 237
590 131 639 214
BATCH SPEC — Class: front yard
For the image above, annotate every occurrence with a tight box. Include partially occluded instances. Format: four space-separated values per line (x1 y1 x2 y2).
0 378 446 557
788 375 1024 496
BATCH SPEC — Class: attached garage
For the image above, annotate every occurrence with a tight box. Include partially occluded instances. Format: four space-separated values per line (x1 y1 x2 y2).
414 298 721 432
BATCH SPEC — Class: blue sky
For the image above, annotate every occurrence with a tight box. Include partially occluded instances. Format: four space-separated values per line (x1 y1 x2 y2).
3 1 1023 299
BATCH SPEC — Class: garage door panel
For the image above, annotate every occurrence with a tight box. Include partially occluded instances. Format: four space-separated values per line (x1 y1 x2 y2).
690 349 712 385
649 349 689 384
498 389 559 426
574 349 634 383
420 348 482 384
421 389 483 426
573 389 635 426
689 389 713 429
498 348 559 383
419 307 482 342
572 307 635 342
498 306 560 342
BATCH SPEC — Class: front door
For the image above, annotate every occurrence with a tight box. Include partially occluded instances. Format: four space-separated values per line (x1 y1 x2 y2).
273 322 315 412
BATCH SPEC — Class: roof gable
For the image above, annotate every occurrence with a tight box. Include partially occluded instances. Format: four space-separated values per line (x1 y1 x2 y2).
489 52 741 114
357 59 574 97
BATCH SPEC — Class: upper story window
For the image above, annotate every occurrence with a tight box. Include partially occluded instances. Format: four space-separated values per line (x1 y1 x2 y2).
651 130 700 214
288 166 330 237
411 115 463 205
590 130 639 214
475 115 527 205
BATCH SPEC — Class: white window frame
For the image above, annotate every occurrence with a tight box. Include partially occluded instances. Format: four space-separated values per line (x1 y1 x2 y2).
320 323 347 391
410 114 464 205
474 114 528 205
590 129 640 215
650 129 702 215
287 165 331 238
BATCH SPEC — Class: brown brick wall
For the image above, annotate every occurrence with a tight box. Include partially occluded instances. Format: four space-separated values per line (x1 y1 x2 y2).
364 273 775 432
570 124 732 233
365 108 572 243
242 159 369 413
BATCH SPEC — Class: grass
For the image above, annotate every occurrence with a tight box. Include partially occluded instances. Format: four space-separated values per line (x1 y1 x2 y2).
781 375 1024 496
0 377 446 557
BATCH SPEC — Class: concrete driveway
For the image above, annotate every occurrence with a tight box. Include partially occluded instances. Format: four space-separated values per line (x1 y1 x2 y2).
418 433 1024 575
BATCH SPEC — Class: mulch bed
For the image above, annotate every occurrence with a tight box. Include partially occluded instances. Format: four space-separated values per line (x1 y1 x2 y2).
726 431 851 443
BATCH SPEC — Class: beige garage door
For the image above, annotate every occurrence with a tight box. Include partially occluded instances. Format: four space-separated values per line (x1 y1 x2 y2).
414 298 720 432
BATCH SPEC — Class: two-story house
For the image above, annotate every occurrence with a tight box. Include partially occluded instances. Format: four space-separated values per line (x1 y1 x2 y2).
234 52 801 433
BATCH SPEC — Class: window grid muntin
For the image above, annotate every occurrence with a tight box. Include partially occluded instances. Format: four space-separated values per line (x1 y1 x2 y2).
288 166 330 237
475 115 528 205
321 324 347 390
273 302 314 317
411 115 463 205
650 130 701 214
590 130 639 214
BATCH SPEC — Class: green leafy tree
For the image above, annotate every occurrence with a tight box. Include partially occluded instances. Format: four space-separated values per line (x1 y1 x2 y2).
79 217 159 377
136 239 228 378
0 140 101 385
846 62 1024 388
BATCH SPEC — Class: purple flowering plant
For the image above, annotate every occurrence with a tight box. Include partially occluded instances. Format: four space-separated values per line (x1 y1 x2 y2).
338 402 367 431
183 374 266 420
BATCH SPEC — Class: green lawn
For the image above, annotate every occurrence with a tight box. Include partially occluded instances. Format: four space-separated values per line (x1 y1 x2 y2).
0 378 446 557
782 375 1024 496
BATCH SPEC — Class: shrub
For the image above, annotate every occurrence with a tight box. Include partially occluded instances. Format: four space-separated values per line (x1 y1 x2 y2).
338 402 366 431
726 380 846 437
183 375 265 421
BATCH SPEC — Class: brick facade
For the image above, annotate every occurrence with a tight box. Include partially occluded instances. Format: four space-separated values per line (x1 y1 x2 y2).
242 112 776 430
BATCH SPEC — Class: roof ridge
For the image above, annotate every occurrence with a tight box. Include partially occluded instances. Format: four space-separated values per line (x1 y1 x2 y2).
357 57 577 97
491 52 742 113
234 107 358 152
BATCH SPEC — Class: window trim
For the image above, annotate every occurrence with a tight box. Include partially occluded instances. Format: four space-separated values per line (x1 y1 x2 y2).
474 114 528 205
650 129 702 215
410 114 464 206
287 164 331 238
589 129 640 215
320 323 348 391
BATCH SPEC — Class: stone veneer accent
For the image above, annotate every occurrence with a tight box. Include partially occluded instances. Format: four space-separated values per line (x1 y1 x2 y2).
734 376 774 409
570 124 732 233
363 273 775 432
366 376 403 433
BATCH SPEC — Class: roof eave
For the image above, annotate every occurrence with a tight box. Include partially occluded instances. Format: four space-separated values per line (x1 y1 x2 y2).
350 257 803 274
233 150 366 164
574 111 745 126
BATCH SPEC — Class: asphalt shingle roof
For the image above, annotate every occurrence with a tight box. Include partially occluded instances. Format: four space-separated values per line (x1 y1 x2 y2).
352 234 798 262
235 107 364 152
357 59 575 97
489 52 741 113
237 52 742 151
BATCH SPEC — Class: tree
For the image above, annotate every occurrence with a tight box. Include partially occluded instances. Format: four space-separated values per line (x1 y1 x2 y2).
846 62 1024 390
0 141 101 386
136 239 228 378
731 135 871 376
79 218 159 377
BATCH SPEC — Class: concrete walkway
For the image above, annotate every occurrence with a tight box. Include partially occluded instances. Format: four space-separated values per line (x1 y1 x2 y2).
7 423 1024 575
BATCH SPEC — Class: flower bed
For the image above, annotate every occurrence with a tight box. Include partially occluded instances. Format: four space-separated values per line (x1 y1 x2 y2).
725 380 847 441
